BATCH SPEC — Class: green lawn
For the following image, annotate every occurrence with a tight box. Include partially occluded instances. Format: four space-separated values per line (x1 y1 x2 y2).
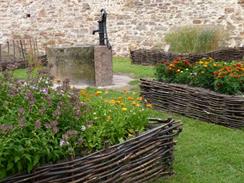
5 57 244 183
113 57 155 78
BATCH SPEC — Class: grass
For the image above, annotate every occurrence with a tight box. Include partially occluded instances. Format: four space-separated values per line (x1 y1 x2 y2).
161 115 244 183
12 57 154 80
5 57 244 183
12 69 29 80
113 57 155 78
84 88 244 183
165 25 227 54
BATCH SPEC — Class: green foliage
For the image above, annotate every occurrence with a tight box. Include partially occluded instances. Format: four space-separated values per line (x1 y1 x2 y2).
164 25 227 54
79 89 152 150
155 63 169 82
213 63 244 95
155 57 244 95
0 69 154 179
2 58 244 183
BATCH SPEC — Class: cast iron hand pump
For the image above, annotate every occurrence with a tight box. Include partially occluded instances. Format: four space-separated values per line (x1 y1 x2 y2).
93 9 111 49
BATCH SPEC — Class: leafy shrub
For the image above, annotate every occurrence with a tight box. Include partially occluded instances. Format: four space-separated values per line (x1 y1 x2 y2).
0 69 154 179
164 25 227 54
190 58 223 89
213 63 244 94
155 57 192 83
155 57 244 95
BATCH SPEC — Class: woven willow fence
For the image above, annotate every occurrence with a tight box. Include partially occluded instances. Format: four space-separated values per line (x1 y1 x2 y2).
140 79 244 128
131 47 244 65
2 118 182 183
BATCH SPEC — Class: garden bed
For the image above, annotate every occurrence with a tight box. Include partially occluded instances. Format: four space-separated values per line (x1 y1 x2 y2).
2 118 182 183
140 79 244 128
130 47 244 65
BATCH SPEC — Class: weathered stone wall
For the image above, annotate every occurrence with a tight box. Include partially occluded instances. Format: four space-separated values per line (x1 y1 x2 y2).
0 0 243 55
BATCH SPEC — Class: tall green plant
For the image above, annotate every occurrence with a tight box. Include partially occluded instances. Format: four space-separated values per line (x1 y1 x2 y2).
165 26 227 54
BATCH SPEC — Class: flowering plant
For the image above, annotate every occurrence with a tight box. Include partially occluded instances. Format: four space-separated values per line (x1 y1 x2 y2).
155 57 191 82
213 63 244 94
0 68 155 179
155 57 244 95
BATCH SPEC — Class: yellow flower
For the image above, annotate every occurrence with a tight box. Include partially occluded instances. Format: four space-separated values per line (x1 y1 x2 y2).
122 107 127 112
80 89 87 96
132 101 140 107
95 91 102 96
177 69 181 72
146 103 153 108
116 100 122 104
120 102 125 107
110 99 116 104
118 96 123 101
213 63 217 67
203 64 208 68
107 116 112 121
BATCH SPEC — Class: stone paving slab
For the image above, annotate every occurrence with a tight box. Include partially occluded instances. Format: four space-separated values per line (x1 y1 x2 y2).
53 74 134 90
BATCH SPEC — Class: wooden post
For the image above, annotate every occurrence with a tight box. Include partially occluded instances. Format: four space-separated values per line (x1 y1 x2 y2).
17 40 22 59
20 40 25 61
7 41 9 57
0 44 2 62
13 40 16 60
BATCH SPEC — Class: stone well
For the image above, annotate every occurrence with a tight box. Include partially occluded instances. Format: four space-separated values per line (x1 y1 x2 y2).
47 45 112 87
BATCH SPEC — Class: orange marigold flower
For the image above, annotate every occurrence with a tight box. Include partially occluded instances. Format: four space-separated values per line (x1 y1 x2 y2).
136 103 140 107
236 63 241 68
213 71 219 76
137 97 143 101
184 60 191 66
225 66 231 72
127 96 134 101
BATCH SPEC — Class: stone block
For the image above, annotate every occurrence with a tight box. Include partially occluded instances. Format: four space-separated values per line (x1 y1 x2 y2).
47 45 112 87
94 46 113 86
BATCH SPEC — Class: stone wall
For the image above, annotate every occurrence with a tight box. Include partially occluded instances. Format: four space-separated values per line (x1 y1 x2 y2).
0 0 243 55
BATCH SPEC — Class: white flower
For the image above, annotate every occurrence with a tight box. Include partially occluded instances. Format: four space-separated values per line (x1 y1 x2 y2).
81 125 86 131
60 139 69 147
41 88 48 94
30 86 38 90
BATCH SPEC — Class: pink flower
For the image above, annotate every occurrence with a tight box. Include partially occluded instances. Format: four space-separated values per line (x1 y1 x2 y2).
35 120 42 129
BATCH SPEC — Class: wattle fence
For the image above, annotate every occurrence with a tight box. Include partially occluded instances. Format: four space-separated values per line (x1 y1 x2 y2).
2 118 182 183
131 47 244 65
140 79 244 129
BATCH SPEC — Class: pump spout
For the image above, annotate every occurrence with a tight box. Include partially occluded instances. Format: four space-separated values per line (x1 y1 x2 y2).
92 9 111 49
92 30 99 35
